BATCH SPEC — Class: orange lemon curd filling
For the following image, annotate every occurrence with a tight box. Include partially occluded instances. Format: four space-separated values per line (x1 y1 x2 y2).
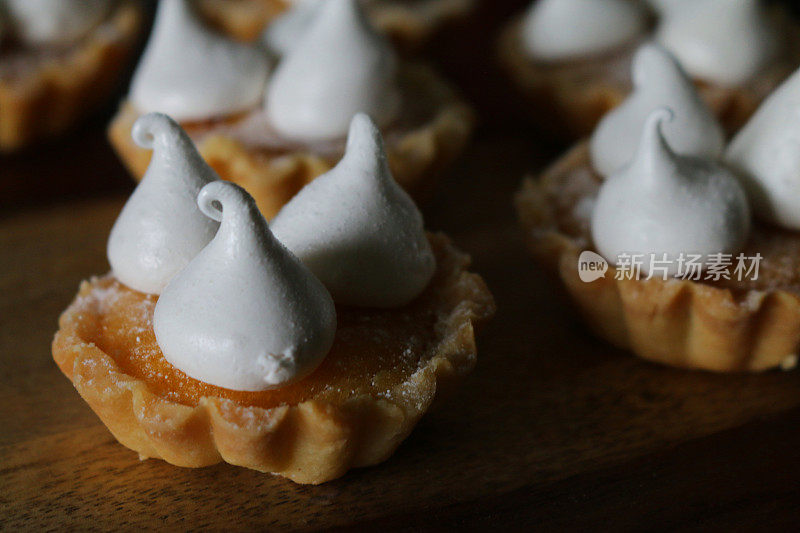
81 276 436 409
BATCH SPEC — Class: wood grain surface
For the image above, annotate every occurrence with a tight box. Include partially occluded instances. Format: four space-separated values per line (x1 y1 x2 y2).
2 1 800 530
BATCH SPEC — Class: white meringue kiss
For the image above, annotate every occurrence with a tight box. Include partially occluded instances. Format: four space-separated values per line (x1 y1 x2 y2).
4 0 112 45
130 0 270 121
154 181 336 391
521 0 648 61
726 67 800 230
266 0 400 142
271 114 435 307
261 0 322 56
655 0 780 86
590 44 724 178
107 113 220 294
592 108 750 276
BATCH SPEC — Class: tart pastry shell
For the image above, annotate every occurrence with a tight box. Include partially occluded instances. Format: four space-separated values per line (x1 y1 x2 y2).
108 64 475 219
515 142 800 372
497 18 800 138
0 0 143 152
52 234 495 484
196 0 475 51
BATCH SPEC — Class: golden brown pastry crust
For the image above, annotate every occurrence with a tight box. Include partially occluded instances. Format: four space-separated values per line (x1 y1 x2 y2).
498 17 800 138
515 142 800 373
0 0 143 152
108 63 475 218
196 0 475 51
52 234 495 484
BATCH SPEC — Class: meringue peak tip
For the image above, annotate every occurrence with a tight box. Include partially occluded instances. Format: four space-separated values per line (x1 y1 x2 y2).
632 43 680 86
198 181 260 224
132 113 183 150
346 113 383 150
340 114 392 177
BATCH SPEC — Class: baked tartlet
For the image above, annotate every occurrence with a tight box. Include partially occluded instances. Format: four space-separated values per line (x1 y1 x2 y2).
517 53 800 372
196 0 476 51
55 112 494 484
53 234 493 484
516 141 800 372
499 0 800 138
108 0 473 219
0 0 143 151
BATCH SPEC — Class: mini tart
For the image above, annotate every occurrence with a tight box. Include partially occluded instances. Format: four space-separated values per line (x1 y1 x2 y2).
515 142 800 373
498 15 800 138
108 63 474 218
52 234 495 484
196 0 475 51
0 0 143 152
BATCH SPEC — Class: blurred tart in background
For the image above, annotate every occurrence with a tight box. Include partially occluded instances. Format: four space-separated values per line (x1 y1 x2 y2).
499 0 800 138
0 0 143 151
108 0 473 218
197 0 476 52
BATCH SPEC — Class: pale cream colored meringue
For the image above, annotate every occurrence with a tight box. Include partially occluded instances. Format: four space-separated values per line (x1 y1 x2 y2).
4 0 112 45
726 67 800 230
130 0 270 121
266 0 400 142
270 113 435 307
261 0 322 56
592 108 751 276
655 0 780 86
590 43 724 178
107 113 220 295
153 181 337 391
521 0 648 61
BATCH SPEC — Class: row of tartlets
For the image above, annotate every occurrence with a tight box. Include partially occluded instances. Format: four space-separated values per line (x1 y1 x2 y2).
38 0 800 485
516 2 800 373
0 0 474 153
500 0 800 137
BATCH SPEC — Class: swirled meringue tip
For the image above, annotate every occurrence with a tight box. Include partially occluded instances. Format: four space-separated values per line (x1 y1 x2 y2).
153 181 337 391
265 0 400 142
4 0 112 46
592 107 751 277
130 0 270 122
590 43 724 178
521 0 648 61
261 0 323 56
270 113 436 308
655 0 780 86
726 67 800 230
107 113 220 295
